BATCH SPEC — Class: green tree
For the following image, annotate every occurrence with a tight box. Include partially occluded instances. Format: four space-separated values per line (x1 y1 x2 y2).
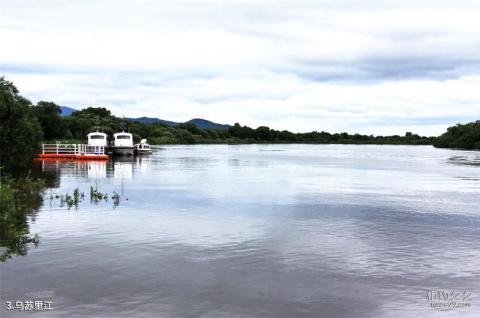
0 77 43 174
434 121 480 149
33 101 66 140
65 107 125 139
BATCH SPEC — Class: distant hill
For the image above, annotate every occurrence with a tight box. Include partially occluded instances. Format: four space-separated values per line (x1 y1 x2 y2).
127 117 230 130
185 118 230 130
60 106 78 116
126 117 178 126
59 106 230 130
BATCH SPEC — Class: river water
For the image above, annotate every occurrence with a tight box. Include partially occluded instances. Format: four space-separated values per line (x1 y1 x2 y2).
1 144 480 317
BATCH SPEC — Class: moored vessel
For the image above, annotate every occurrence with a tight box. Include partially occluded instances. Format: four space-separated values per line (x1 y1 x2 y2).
87 131 108 147
135 139 153 155
112 132 134 156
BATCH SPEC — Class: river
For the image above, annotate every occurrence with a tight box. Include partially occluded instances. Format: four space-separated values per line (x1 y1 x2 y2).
1 144 480 317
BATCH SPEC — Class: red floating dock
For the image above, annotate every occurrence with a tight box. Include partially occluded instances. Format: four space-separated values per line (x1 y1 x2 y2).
37 144 109 161
36 153 109 160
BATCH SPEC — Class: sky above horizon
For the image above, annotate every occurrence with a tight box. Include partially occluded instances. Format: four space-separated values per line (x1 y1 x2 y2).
1 0 480 136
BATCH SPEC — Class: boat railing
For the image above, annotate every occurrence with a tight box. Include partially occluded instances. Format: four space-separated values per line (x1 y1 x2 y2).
42 144 106 155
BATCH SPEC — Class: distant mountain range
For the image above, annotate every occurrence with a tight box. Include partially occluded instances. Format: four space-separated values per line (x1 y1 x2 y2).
59 106 78 116
185 118 230 130
125 116 231 130
59 106 231 130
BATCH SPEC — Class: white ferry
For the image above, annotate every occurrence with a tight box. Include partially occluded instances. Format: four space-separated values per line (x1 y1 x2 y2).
112 132 134 156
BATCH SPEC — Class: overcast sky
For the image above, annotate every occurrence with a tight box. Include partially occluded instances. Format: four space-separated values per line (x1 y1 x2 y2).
1 0 480 135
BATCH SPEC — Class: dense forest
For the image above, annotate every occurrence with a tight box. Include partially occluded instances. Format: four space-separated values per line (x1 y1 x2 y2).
434 121 480 150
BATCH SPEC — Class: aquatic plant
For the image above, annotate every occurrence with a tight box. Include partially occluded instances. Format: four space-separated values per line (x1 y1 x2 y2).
73 188 81 206
65 193 74 210
52 186 121 209
112 192 120 208
89 187 104 203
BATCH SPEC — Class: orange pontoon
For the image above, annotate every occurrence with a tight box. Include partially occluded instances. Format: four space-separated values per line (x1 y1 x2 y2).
36 144 109 161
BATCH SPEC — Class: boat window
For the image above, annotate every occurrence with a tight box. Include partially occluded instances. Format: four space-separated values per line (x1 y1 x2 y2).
90 135 105 139
117 136 131 139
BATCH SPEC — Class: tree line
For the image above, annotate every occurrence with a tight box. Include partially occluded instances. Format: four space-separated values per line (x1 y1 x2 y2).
434 121 480 150
2 76 480 173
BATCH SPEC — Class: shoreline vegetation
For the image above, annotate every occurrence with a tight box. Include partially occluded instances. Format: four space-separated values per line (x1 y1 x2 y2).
434 121 480 150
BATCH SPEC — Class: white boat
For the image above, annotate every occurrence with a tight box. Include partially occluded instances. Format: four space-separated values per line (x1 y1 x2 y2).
87 131 108 147
135 139 153 155
112 132 134 156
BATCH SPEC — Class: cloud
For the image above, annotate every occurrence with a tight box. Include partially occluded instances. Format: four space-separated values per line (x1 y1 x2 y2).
1 0 479 135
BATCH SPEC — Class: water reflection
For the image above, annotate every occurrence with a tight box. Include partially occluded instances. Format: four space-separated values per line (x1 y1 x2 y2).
136 156 150 173
0 179 45 262
33 158 138 181
0 158 132 262
0 161 63 262
31 160 61 188
87 161 107 179
1 145 480 318
114 161 133 180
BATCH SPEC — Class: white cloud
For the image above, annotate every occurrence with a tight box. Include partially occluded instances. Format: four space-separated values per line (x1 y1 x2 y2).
1 0 480 135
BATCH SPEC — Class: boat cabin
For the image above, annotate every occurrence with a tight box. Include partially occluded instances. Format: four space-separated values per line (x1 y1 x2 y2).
87 132 108 147
135 143 151 150
113 132 134 147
